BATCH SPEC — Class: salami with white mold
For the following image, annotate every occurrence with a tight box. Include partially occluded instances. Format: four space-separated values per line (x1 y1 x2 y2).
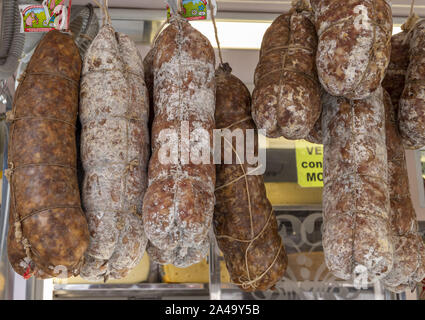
399 19 425 149
142 15 216 267
322 87 393 282
79 24 150 280
381 90 425 292
311 0 392 99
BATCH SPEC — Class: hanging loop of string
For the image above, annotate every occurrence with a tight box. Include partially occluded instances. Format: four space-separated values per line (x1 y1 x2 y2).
208 0 223 66
178 0 184 15
402 0 419 32
93 0 112 26
151 18 169 48
410 0 416 17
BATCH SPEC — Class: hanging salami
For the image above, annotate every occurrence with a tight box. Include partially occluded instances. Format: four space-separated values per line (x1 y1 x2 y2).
322 87 393 282
214 63 287 291
311 0 392 100
6 30 89 279
399 19 425 149
142 14 216 267
252 1 321 140
381 89 425 292
382 31 410 111
79 20 150 280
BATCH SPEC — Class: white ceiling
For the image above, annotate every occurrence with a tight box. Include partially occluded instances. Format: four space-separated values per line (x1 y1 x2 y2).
71 0 425 16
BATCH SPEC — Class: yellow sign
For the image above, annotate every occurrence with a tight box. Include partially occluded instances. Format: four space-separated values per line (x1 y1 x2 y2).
295 141 323 188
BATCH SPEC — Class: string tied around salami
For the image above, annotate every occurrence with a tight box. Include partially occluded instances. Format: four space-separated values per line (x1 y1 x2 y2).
17 70 79 88
215 116 264 191
5 112 77 128
5 158 82 277
215 118 283 290
215 208 284 290
6 161 36 277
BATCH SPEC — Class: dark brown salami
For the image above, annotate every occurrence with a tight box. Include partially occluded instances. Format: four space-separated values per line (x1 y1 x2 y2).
252 4 321 140
6 30 89 279
142 15 216 267
143 47 156 133
399 19 425 149
381 90 425 292
79 25 150 280
322 87 393 283
382 32 410 112
311 0 392 99
214 63 287 291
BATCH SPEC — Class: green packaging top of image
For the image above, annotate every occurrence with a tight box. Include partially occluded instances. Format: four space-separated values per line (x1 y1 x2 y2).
167 0 208 21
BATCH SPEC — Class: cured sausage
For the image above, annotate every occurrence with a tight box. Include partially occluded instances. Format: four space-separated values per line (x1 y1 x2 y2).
143 47 156 132
146 239 209 269
399 19 425 149
7 30 89 279
382 31 410 112
322 87 393 282
142 15 216 267
214 63 287 291
79 25 150 280
311 0 392 99
381 90 425 292
252 3 321 140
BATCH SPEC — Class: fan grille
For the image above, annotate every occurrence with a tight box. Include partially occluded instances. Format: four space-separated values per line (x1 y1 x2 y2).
0 0 24 80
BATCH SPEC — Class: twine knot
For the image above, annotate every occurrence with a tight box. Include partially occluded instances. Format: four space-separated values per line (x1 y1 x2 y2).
4 169 13 182
402 13 420 32
6 111 15 123
238 275 260 290
5 163 15 182
22 238 31 250
291 0 310 12
17 72 27 83
14 221 22 241
22 237 32 260
125 159 139 173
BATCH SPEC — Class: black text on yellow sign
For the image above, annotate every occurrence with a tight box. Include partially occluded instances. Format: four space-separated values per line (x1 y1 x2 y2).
295 141 323 188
